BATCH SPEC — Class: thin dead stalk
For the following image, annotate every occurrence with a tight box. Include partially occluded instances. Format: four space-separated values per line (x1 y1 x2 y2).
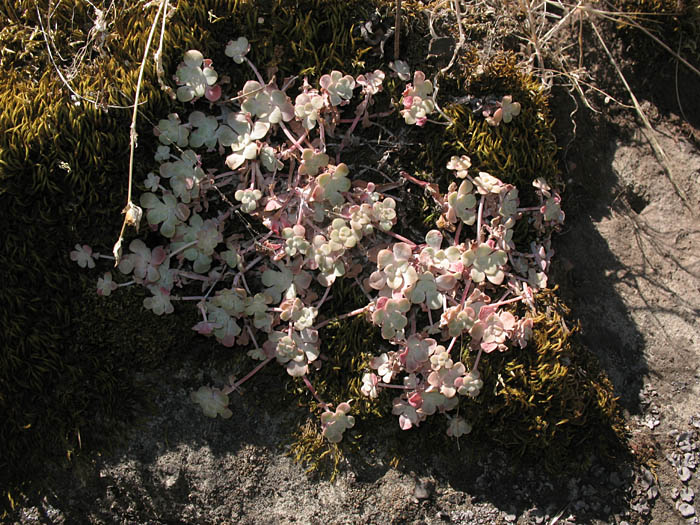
394 0 402 61
588 17 693 214
585 4 700 78
35 3 134 109
114 0 169 263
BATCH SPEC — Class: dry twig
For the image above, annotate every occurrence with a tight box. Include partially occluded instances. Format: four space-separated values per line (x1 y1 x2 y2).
587 16 693 214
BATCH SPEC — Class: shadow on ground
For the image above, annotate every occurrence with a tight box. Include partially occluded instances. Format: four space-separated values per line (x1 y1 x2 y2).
549 89 649 414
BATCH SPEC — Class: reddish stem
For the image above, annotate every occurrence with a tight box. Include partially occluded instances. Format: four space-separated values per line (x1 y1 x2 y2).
488 296 523 309
454 221 463 246
244 57 265 85
446 335 458 354
314 306 367 330
279 121 306 153
223 356 274 395
303 374 331 412
378 382 411 390
459 279 472 307
472 348 483 372
384 230 416 246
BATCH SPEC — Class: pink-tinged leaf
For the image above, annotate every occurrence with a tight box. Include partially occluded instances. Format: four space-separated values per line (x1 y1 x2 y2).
480 341 498 353
193 321 216 335
319 74 332 90
219 332 236 347
375 296 389 311
265 197 284 211
408 392 422 408
500 311 516 331
151 246 168 266
205 84 221 102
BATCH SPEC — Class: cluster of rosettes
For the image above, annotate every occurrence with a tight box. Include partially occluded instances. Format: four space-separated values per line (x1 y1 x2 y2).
73 39 564 443
357 155 564 434
400 71 435 126
136 44 426 442
360 232 533 434
73 41 426 407
361 335 483 437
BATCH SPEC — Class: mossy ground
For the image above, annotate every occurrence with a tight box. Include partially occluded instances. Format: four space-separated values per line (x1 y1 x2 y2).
1 0 627 514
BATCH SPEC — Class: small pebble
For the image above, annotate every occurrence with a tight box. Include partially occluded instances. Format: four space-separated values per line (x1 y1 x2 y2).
530 508 545 524
681 487 695 503
679 467 693 482
640 467 654 489
679 503 696 518
647 486 659 500
413 480 431 501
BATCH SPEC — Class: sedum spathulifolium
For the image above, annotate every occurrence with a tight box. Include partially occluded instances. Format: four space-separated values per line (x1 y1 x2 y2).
72 39 562 444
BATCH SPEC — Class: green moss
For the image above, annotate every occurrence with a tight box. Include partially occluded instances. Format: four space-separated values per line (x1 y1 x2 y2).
422 52 560 197
463 289 626 470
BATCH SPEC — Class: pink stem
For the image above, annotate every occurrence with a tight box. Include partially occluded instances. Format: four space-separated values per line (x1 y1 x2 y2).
167 240 198 261
446 336 458 354
296 200 307 225
244 57 265 84
246 324 261 351
239 271 252 295
488 296 523 309
303 375 331 412
337 97 369 162
384 230 416 246
279 121 306 153
314 306 367 330
496 290 511 303
377 382 411 390
316 286 332 308
459 279 472 307
319 120 326 151
223 356 274 394
454 221 463 246
472 348 483 372
176 270 215 282
353 275 374 302
280 126 308 155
